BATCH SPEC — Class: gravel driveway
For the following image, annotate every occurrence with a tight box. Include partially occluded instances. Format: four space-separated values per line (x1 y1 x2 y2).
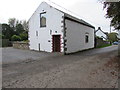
2 47 61 64
2 46 119 88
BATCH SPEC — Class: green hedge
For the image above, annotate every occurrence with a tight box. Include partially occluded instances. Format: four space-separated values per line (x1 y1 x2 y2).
0 39 11 47
11 35 21 41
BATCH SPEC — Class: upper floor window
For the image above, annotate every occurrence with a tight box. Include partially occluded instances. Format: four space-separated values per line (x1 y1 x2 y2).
40 12 46 27
85 33 89 43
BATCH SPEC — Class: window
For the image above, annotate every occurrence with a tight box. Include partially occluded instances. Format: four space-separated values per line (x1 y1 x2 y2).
36 31 38 36
40 12 46 27
85 33 89 43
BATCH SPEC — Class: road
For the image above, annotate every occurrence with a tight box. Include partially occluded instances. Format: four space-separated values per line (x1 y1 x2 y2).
2 46 118 64
2 46 119 88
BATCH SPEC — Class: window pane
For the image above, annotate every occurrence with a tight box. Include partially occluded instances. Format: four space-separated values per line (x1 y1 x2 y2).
40 13 46 27
36 31 38 36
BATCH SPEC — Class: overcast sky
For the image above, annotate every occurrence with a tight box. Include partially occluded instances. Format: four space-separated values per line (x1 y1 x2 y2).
0 0 113 32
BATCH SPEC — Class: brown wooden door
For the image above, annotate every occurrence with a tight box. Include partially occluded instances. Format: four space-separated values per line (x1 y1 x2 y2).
52 35 61 52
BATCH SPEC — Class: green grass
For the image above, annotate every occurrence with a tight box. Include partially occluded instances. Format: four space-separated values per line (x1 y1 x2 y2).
96 44 112 48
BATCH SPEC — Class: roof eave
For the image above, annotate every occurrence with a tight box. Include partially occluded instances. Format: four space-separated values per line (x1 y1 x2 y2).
64 13 95 29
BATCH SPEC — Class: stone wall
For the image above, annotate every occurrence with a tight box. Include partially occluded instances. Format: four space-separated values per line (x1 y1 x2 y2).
13 42 29 50
95 37 110 48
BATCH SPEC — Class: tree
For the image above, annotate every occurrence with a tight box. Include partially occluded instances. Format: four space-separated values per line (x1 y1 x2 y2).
2 18 28 41
103 2 120 30
2 24 14 40
22 20 28 31
20 32 28 41
15 24 24 35
8 18 16 28
108 32 118 43
0 34 4 39
11 35 21 41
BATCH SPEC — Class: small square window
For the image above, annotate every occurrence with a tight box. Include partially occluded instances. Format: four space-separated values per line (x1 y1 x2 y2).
40 12 46 27
36 31 38 36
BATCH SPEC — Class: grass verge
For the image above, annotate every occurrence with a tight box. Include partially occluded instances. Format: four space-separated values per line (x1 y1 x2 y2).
96 44 112 48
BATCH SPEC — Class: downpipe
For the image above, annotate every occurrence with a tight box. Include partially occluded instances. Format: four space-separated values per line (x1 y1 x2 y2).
118 40 120 56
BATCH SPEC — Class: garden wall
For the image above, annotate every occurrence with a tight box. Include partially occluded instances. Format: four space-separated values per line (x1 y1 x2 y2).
95 37 110 48
13 42 29 50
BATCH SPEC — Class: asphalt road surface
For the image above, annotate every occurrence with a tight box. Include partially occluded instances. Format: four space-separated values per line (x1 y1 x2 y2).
2 45 119 88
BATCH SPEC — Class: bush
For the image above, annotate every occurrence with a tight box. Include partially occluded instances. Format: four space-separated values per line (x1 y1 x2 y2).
20 33 28 41
0 34 5 39
11 35 21 41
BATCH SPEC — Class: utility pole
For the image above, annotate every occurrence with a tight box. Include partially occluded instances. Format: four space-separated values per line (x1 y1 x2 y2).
109 24 112 45
110 23 112 33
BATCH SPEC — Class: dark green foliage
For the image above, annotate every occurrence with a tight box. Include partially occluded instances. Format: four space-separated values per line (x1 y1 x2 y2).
0 34 5 39
1 39 9 47
2 24 15 40
104 2 120 30
15 24 24 35
108 32 118 43
11 35 21 41
20 32 28 41
0 34 2 39
2 18 28 41
97 44 111 48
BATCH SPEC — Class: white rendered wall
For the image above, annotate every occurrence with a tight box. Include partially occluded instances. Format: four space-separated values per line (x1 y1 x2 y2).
29 2 64 52
96 30 107 40
65 19 94 54
118 30 120 39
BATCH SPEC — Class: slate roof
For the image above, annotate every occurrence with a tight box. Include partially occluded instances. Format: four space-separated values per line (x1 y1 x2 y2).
95 28 108 35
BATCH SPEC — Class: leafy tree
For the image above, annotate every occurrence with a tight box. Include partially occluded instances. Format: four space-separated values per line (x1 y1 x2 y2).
103 2 120 30
20 32 28 41
0 34 4 39
15 24 24 35
8 18 16 28
2 18 28 41
2 24 14 40
11 35 21 41
22 20 28 31
108 32 118 43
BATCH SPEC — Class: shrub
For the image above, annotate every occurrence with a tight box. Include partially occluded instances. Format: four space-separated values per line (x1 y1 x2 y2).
20 33 28 41
0 34 5 39
11 35 21 41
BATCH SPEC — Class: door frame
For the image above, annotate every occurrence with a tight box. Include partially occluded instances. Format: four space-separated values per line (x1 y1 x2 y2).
52 35 61 52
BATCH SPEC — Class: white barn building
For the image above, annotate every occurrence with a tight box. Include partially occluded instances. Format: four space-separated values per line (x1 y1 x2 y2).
28 1 95 54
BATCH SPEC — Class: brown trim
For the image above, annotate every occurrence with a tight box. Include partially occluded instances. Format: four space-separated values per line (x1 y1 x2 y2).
52 36 53 52
65 17 95 29
60 35 62 52
52 35 61 52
